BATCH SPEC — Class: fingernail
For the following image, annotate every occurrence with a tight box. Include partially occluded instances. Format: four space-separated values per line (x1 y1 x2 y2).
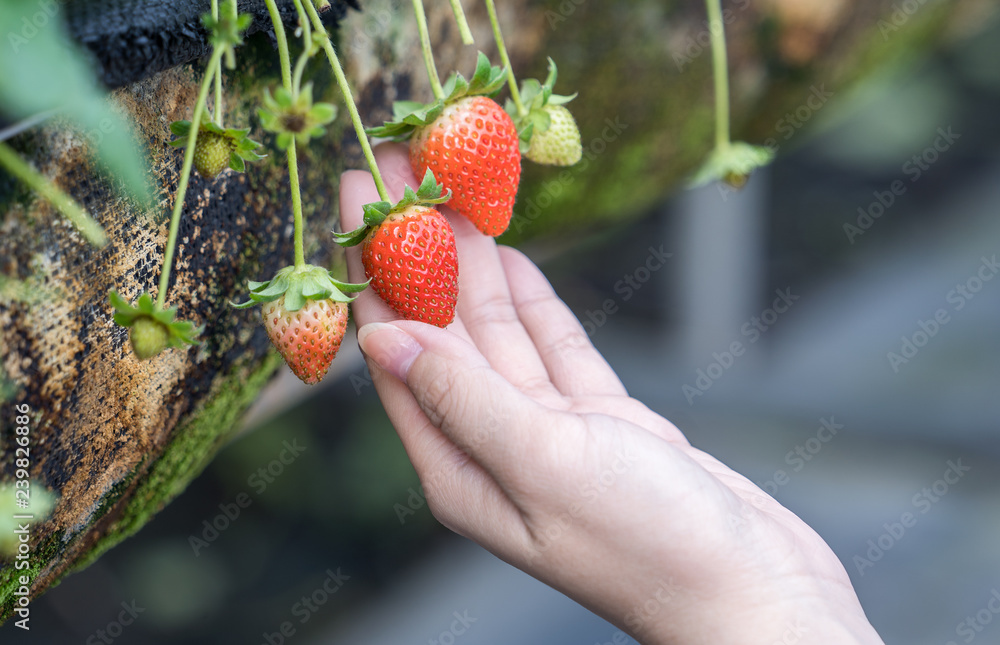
357 322 423 382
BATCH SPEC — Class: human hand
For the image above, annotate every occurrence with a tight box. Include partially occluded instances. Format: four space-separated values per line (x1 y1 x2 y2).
339 144 884 645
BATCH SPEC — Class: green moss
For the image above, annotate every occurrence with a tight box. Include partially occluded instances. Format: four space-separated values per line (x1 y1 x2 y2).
69 351 284 575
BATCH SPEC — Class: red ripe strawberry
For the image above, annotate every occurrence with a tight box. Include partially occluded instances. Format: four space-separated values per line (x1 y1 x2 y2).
410 96 521 237
362 205 458 327
262 295 348 385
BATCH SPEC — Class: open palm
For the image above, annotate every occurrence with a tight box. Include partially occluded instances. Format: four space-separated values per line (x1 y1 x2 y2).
339 144 883 645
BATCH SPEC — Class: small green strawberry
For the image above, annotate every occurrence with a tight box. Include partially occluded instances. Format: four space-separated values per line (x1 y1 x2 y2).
525 104 582 166
335 170 458 327
690 141 774 189
232 265 367 385
169 117 265 178
130 317 169 359
109 291 200 360
508 59 582 167
193 131 234 178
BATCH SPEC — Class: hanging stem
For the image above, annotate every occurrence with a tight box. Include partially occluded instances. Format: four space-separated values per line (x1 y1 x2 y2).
302 0 390 202
447 0 475 45
412 0 445 101
264 0 308 268
0 141 107 247
290 0 312 96
705 0 730 150
484 0 524 117
157 48 224 309
211 0 223 124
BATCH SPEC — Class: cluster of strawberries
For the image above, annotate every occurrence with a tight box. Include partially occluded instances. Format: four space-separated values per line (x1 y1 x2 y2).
261 50 581 384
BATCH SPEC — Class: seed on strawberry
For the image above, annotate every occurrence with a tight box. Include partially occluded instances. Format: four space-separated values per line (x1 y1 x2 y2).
262 295 349 385
193 131 234 179
362 205 458 327
409 96 521 237
526 105 582 167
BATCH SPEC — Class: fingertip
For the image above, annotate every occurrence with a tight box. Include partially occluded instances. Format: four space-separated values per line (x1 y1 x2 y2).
357 322 424 382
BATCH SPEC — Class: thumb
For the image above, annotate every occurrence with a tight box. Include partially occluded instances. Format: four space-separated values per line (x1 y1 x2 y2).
357 321 546 470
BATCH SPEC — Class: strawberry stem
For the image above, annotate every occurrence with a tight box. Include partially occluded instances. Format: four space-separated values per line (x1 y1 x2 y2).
484 0 524 117
264 0 308 269
290 0 312 97
211 0 223 125
705 0 731 151
448 0 475 45
412 0 445 101
0 141 107 247
302 0 391 203
156 47 224 309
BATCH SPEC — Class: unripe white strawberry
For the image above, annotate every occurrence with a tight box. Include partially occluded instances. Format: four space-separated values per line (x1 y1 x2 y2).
526 105 582 167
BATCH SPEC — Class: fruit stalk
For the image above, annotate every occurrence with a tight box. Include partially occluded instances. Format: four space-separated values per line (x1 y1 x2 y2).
302 0 390 202
156 47 223 309
412 0 445 101
263 0 308 268
447 0 475 45
484 0 524 117
211 0 223 124
0 141 108 247
705 0 730 151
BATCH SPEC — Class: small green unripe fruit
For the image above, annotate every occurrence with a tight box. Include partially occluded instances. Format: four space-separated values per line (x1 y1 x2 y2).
194 131 234 179
130 317 169 359
526 105 583 167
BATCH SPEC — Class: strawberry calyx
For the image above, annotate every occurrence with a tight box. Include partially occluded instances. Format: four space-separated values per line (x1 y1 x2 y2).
690 141 775 189
366 52 507 141
202 0 253 69
333 169 452 247
109 290 201 360
506 58 577 152
258 83 338 150
231 264 368 312
169 115 266 173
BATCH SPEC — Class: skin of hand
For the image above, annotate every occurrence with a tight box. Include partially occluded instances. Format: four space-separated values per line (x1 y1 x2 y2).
339 144 885 645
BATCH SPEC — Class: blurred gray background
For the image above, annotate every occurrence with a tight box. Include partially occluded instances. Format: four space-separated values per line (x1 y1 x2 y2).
4 10 1000 645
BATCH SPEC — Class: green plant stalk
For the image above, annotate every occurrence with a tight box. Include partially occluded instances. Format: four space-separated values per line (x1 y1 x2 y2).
303 0 390 202
412 0 445 101
264 0 308 269
448 0 475 45
0 141 107 247
263 0 293 89
212 0 223 124
290 0 312 96
156 48 224 309
484 0 524 117
705 0 730 150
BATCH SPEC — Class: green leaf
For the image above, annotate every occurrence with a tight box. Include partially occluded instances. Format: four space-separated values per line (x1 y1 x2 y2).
309 103 337 124
690 142 776 188
0 1 153 206
229 152 246 173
